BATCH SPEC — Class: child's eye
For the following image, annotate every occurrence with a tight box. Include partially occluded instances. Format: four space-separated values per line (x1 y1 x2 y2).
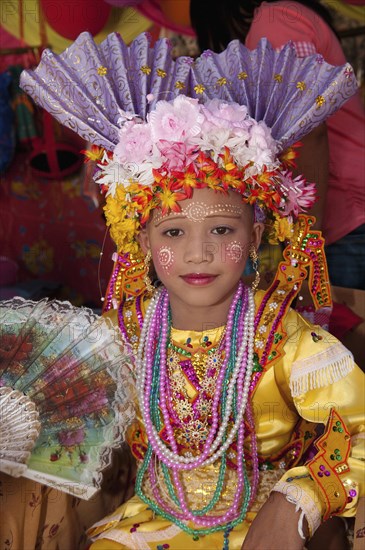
212 226 232 235
164 228 183 237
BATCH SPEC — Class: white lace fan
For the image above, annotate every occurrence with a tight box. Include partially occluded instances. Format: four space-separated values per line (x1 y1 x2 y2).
0 297 135 499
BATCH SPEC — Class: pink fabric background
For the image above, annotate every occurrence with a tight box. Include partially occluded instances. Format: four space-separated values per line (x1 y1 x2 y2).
0 151 115 307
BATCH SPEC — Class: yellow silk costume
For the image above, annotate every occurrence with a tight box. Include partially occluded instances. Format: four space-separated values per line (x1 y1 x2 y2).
87 290 365 550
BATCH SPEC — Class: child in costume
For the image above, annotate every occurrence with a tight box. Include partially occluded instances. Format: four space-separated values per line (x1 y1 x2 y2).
19 34 364 549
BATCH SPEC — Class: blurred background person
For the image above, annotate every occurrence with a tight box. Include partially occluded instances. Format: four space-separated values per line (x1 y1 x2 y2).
191 0 365 291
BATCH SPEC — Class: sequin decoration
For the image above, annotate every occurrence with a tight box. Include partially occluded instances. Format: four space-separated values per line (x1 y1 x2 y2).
140 65 151 75
307 409 351 520
194 84 205 94
282 215 331 309
311 331 323 342
166 343 222 455
217 77 227 86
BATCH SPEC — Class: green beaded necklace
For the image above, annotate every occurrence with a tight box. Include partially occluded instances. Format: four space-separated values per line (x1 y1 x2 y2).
135 300 252 539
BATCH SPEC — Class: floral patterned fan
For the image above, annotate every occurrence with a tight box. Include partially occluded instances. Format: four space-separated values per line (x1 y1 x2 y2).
0 297 135 499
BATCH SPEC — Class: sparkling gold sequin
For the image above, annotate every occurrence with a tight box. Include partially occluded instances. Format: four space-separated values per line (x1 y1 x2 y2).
97 66 108 76
140 65 151 75
191 353 207 382
194 84 205 94
166 344 221 454
296 81 306 91
217 77 227 86
175 81 185 89
238 71 248 80
157 68 167 78
316 95 325 107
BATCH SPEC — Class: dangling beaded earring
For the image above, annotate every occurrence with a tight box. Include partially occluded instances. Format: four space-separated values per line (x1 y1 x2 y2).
143 250 155 293
250 245 260 292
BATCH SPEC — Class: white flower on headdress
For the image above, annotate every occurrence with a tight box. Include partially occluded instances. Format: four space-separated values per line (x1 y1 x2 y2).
245 122 278 167
96 156 156 196
95 160 135 196
195 128 232 162
134 160 159 187
96 160 129 196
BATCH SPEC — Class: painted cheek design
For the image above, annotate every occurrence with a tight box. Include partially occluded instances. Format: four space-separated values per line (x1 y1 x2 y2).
157 246 175 274
226 241 244 263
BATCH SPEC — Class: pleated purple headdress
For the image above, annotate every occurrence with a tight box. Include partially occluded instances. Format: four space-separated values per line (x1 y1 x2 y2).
20 32 358 253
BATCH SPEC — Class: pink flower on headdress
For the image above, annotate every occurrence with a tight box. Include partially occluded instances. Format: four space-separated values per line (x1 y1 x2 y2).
149 95 203 142
114 121 153 164
158 140 199 172
201 99 250 131
278 171 317 216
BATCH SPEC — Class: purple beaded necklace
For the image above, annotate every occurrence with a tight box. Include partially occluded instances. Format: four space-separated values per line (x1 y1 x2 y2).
136 282 259 527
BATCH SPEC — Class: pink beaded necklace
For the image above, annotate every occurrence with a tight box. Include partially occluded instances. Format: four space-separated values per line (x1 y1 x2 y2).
135 282 259 527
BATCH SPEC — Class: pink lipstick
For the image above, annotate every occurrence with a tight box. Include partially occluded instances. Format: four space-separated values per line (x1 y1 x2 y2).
181 273 217 286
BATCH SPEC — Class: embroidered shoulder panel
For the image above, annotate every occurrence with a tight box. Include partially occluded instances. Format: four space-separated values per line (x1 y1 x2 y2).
253 215 332 370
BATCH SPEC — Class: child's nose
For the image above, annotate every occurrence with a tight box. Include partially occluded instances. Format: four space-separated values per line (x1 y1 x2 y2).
183 239 218 264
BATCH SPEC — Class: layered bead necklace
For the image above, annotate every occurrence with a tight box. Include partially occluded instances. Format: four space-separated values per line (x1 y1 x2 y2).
135 281 259 539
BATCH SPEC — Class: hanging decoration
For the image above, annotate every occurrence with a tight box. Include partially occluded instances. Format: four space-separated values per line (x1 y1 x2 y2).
40 0 112 41
1 0 152 54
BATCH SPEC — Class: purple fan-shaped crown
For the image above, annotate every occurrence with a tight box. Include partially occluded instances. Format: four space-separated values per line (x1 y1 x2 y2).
20 32 357 151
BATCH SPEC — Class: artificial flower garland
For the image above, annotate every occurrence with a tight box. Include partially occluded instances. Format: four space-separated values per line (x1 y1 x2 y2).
84 96 316 254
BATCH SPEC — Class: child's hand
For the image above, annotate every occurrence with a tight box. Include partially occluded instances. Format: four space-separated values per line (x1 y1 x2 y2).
241 491 307 550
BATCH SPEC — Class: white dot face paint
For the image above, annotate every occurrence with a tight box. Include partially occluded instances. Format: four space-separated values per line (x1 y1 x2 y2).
225 241 244 263
157 246 174 274
153 202 244 224
182 202 208 222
